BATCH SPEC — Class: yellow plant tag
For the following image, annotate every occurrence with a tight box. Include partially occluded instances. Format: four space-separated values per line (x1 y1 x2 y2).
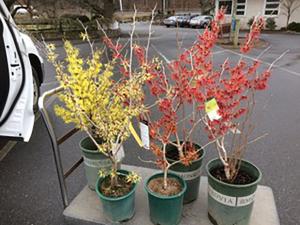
129 122 143 147
205 98 221 121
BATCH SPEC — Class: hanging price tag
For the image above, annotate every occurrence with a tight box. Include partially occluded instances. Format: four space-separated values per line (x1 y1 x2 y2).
129 122 143 147
140 120 150 149
205 98 221 121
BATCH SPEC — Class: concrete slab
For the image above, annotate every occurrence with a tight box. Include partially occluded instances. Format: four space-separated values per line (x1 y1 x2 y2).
63 165 280 225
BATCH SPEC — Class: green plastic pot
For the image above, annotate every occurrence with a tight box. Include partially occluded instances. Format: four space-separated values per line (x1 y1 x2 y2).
80 137 121 190
145 172 187 225
206 158 262 225
96 169 137 222
166 142 205 203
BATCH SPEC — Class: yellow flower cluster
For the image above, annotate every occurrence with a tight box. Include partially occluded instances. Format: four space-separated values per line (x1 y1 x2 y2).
46 40 148 156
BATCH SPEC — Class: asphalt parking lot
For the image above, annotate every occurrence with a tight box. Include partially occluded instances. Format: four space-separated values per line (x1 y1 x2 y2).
0 23 300 225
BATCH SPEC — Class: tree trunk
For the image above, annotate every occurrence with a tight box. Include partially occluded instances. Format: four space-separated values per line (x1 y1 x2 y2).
110 158 119 188
286 12 291 28
230 0 238 42
163 167 168 190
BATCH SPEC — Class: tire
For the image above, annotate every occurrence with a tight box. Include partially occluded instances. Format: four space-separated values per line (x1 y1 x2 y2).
32 67 40 113
166 25 170 28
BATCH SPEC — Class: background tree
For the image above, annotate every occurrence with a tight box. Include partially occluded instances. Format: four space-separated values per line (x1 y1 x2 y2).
4 0 116 21
4 0 33 17
199 0 215 14
281 0 300 27
3 0 16 9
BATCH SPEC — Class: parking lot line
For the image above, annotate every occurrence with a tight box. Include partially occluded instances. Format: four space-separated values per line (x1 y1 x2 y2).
223 49 300 77
0 141 17 161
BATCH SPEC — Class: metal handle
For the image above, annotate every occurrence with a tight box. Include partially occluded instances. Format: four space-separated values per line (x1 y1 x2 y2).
38 87 69 208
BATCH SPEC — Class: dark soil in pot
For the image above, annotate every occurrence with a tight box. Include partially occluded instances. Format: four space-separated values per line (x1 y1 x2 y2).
210 166 256 185
166 142 202 161
99 174 134 197
148 177 182 196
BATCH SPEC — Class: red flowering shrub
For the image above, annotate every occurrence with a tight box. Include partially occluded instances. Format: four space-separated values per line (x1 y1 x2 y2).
134 8 278 183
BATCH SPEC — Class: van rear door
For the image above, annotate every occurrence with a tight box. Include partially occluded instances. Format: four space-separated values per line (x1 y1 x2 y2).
0 8 34 142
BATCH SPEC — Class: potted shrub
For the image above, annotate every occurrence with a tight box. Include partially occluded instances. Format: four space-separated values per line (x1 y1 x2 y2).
202 18 266 225
192 16 287 225
46 38 124 190
143 140 187 225
142 48 208 205
46 28 149 221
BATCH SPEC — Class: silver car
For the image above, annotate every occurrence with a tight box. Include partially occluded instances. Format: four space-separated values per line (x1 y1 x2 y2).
163 16 180 27
189 15 213 28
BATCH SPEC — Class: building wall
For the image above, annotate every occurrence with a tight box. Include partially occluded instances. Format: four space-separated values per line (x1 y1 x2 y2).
215 0 300 30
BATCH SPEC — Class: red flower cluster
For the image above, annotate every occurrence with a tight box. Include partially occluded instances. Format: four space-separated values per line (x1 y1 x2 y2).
241 17 264 53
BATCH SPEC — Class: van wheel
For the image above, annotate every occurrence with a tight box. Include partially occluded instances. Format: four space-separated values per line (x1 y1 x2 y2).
32 67 40 113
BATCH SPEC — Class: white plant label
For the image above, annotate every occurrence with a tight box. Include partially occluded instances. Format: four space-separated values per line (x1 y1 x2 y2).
112 144 125 162
208 185 256 207
208 185 236 206
172 167 202 181
236 193 256 207
140 121 150 149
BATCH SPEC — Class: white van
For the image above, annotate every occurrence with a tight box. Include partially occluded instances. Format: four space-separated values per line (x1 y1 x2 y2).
0 0 44 142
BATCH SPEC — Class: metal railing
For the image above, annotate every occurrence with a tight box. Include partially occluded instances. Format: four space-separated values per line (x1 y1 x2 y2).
38 87 83 208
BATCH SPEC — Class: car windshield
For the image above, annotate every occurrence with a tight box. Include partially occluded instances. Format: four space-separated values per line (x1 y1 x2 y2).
193 16 206 20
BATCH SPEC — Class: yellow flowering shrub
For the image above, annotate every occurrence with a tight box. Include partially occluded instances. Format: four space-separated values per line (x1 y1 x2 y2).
46 40 148 160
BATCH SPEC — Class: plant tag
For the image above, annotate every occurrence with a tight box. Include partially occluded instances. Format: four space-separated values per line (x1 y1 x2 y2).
112 144 125 162
205 98 221 121
129 122 143 147
140 121 150 149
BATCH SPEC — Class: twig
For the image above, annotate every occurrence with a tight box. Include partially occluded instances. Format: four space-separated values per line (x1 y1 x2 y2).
146 5 157 63
129 5 137 78
138 156 157 165
247 132 268 145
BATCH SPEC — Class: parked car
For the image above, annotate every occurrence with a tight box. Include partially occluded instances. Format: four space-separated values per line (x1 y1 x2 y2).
177 14 200 27
189 15 213 28
0 1 44 141
163 16 179 27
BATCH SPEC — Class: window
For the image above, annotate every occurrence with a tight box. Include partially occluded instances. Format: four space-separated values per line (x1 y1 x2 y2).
236 0 247 16
264 0 280 16
218 0 247 16
219 0 233 15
